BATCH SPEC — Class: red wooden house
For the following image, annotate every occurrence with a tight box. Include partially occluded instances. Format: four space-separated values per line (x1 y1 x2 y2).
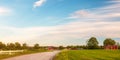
105 45 118 50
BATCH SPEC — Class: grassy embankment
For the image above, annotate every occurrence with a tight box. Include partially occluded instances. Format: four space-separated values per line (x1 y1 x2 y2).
0 49 47 59
54 50 120 60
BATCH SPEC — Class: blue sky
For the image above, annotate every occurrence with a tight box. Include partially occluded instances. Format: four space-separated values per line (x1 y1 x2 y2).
0 0 120 46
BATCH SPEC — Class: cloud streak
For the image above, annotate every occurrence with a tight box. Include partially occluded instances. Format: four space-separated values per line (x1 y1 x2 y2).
0 21 120 46
33 0 46 8
0 0 120 46
70 0 120 22
0 7 12 16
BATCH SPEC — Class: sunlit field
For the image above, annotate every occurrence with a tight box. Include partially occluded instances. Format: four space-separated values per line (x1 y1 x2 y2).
0 49 47 59
54 50 120 60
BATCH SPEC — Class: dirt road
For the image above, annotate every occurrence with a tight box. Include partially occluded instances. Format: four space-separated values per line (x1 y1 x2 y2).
4 51 60 60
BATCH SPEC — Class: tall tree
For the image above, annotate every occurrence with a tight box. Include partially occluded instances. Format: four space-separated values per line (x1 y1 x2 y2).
59 46 64 50
0 42 6 50
22 43 28 49
34 44 40 49
0 42 3 49
87 37 99 49
103 38 116 46
15 42 21 50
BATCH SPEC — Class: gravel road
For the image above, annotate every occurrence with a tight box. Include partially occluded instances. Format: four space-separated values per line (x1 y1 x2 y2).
4 51 60 60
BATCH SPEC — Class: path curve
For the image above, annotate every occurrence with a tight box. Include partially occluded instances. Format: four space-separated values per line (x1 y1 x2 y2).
4 51 60 60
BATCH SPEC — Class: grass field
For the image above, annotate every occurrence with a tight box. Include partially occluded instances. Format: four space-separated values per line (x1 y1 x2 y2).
0 49 47 59
54 50 120 60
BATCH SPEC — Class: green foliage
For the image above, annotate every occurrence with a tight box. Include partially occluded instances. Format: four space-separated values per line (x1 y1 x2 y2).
33 44 40 49
103 38 116 46
0 42 6 50
15 42 22 50
7 43 16 50
0 42 45 50
87 37 99 49
59 46 64 50
22 43 28 49
54 50 120 60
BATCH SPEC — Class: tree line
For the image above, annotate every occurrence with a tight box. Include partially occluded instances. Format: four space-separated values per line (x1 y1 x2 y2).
86 37 118 49
0 37 120 50
58 37 120 50
0 42 41 50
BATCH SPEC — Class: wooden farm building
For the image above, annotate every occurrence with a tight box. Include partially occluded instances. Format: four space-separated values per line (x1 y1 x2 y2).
105 45 118 50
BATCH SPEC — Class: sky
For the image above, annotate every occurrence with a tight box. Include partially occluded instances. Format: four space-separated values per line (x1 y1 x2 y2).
0 0 120 46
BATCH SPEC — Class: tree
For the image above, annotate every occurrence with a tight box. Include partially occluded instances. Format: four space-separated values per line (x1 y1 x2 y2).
22 43 28 49
87 37 99 49
7 43 15 50
34 44 40 49
0 42 6 50
15 42 21 50
103 38 116 46
59 46 64 50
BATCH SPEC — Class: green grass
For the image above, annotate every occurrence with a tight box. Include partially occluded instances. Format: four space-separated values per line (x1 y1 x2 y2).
54 50 120 60
0 49 47 59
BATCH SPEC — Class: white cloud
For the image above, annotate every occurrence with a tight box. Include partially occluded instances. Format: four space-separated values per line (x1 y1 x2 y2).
0 7 12 16
33 0 46 8
69 0 120 21
0 21 120 46
0 0 120 46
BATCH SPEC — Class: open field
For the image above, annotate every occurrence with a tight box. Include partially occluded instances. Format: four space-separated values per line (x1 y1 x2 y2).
54 50 120 60
4 51 60 60
0 49 47 59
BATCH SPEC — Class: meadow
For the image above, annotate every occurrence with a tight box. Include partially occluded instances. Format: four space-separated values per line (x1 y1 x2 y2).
54 50 120 60
0 49 47 59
